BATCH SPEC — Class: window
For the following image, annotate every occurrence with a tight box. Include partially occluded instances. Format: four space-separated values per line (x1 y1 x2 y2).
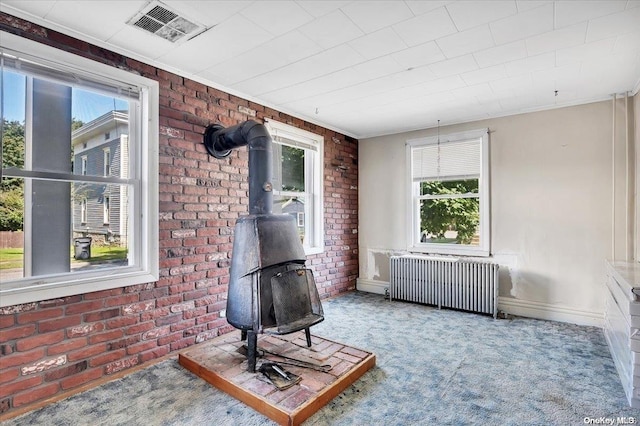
265 119 324 255
0 31 159 307
103 195 110 225
103 148 111 176
407 128 490 256
80 199 87 224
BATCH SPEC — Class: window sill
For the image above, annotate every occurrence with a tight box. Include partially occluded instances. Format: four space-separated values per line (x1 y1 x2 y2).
304 246 324 256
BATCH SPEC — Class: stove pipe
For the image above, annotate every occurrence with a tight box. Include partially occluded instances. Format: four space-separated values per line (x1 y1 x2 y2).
203 120 324 372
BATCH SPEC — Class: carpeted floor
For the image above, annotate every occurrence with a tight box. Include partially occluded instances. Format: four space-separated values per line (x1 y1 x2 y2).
4 291 640 425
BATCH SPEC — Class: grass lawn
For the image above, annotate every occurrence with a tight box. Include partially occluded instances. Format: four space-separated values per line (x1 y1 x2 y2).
0 246 128 270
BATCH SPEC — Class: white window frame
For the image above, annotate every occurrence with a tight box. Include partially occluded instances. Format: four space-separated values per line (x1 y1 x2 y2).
406 128 490 257
0 31 159 307
264 118 324 255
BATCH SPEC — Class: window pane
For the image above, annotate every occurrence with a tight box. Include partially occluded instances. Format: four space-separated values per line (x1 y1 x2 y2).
273 194 307 245
419 197 480 245
274 144 305 191
420 179 478 196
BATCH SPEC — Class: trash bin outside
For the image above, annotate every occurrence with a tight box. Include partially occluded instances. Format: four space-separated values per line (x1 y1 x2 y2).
74 237 92 260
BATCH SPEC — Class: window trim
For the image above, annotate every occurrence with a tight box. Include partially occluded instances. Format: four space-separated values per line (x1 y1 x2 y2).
406 128 490 257
0 31 159 307
264 118 324 255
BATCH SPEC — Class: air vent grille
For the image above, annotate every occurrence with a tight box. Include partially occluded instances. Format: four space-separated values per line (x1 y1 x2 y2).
128 1 205 43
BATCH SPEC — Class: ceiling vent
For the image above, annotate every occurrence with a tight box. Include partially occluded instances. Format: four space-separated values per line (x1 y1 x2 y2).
127 1 205 43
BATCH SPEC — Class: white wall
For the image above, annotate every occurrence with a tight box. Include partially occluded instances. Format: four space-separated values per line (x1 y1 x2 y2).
358 99 636 326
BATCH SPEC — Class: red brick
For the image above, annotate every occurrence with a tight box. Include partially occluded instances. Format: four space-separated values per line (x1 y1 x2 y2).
67 344 106 362
0 324 36 342
104 356 138 375
12 382 59 407
125 321 155 335
90 349 126 367
67 322 105 338
83 308 120 322
0 375 42 398
0 367 20 384
59 367 102 390
16 330 65 352
44 361 88 381
126 340 157 355
48 338 87 356
139 346 169 363
0 315 14 329
105 316 138 329
65 300 104 315
1 347 45 369
38 315 81 333
88 329 124 345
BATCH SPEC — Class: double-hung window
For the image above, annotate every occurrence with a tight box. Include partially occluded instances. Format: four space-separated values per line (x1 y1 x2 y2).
265 119 324 255
407 128 490 256
0 31 158 306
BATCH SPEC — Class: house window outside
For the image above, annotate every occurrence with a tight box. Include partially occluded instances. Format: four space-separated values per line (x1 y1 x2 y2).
407 128 490 256
103 195 110 225
265 119 324 255
80 199 87 224
103 148 111 176
0 31 159 307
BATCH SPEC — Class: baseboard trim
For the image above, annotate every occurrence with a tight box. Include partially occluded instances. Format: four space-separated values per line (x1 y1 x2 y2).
498 297 603 327
356 278 388 295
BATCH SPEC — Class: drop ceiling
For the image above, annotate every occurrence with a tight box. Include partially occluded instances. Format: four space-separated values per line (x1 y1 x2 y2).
1 0 639 138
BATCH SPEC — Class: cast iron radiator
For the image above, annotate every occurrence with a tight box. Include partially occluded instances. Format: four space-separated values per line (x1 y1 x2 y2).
390 255 499 318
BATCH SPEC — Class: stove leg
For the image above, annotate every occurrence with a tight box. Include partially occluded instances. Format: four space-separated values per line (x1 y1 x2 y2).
305 328 311 347
241 329 247 341
247 330 257 372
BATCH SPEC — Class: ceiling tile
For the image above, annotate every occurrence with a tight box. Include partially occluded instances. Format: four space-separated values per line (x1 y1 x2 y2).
490 3 553 45
586 6 640 42
556 37 616 66
198 30 322 85
613 32 640 54
525 22 587 56
504 52 555 76
436 25 495 59
167 1 252 26
261 68 362 105
405 1 451 16
340 1 414 34
391 41 446 69
40 1 145 42
296 0 352 17
348 28 407 60
490 74 533 93
240 1 313 36
392 7 457 46
351 56 407 80
461 64 507 85
1 1 55 18
473 40 527 67
429 54 479 77
156 14 273 73
106 25 180 62
233 44 366 95
531 63 583 89
298 10 364 49
516 1 552 12
446 1 517 31
555 1 626 29
451 82 494 99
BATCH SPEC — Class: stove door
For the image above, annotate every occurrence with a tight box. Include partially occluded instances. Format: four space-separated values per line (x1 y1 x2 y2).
270 268 324 334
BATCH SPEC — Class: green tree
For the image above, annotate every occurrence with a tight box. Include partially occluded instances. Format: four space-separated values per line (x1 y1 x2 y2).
420 180 479 245
1 119 26 231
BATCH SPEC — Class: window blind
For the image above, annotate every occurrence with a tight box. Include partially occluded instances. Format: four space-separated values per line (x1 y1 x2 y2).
412 138 481 181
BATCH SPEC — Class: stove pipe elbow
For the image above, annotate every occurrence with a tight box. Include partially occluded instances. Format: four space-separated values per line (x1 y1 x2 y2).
203 120 273 215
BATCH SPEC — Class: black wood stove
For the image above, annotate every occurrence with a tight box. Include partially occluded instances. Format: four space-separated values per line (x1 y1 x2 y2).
203 120 324 372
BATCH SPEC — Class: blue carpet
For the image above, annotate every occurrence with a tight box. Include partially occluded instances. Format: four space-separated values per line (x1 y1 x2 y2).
4 291 639 425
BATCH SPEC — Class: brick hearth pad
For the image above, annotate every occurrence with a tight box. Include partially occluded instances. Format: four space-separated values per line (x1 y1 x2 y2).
178 330 376 426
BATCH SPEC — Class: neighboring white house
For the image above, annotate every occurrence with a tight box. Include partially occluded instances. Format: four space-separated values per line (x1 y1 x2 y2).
71 110 129 244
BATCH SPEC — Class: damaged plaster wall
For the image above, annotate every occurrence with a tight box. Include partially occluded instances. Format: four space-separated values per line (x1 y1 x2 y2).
358 99 635 324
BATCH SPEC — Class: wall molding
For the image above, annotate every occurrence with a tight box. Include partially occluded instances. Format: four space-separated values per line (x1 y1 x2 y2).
498 297 603 327
356 278 388 295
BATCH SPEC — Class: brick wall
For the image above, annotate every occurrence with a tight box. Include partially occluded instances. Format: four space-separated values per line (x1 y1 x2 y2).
0 13 358 418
